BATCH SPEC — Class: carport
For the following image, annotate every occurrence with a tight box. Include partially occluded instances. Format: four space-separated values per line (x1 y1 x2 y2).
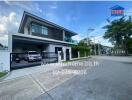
10 35 58 69
12 35 49 53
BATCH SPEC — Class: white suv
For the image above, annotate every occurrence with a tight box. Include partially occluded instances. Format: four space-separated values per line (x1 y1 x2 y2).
24 51 42 62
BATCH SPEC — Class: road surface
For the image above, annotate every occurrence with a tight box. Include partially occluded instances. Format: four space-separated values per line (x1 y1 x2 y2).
0 56 132 100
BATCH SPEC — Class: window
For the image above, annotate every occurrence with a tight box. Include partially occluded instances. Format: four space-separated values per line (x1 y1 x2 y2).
65 35 71 42
42 26 48 35
32 23 48 35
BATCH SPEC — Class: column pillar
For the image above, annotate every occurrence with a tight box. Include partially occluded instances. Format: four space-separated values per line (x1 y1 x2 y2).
8 33 12 53
69 48 72 60
58 51 62 62
78 51 80 58
63 47 66 61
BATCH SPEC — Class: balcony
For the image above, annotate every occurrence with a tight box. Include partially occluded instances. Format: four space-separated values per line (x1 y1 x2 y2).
64 37 78 44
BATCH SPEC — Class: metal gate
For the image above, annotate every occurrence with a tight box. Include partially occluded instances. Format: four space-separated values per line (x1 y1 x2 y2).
10 52 58 69
41 52 58 64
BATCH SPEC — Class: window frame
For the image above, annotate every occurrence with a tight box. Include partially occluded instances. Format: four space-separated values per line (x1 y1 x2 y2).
31 23 48 35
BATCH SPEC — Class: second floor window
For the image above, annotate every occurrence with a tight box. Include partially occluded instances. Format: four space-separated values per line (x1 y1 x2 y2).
42 26 48 35
65 35 72 42
32 23 48 35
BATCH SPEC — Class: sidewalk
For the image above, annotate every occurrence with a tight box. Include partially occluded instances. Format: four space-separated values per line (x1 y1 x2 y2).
0 61 78 100
3 63 64 81
4 57 91 81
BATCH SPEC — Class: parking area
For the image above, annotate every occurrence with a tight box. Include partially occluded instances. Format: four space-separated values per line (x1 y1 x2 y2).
10 52 58 69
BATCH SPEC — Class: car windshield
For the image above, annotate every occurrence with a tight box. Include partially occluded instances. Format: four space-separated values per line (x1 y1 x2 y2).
29 52 38 55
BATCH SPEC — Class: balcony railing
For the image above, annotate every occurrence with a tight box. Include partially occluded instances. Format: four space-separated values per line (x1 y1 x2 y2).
64 37 78 44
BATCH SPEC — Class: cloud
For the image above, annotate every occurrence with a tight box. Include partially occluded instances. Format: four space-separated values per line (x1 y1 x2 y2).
35 3 42 13
0 12 20 35
5 1 32 10
91 35 113 47
72 35 84 42
44 12 59 24
88 21 108 37
0 24 6 33
4 1 43 13
50 6 57 9
65 15 78 23
49 2 58 9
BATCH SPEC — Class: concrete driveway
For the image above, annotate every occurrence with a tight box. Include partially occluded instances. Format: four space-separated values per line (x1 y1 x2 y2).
0 56 132 100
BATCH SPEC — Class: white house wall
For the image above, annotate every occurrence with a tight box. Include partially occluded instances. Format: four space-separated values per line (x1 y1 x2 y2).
48 44 71 61
0 50 10 71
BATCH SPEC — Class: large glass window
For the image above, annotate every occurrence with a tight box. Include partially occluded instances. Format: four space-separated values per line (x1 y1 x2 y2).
42 26 48 35
32 23 48 35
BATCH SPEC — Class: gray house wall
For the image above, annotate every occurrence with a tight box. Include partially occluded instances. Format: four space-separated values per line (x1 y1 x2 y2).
31 22 63 41
21 17 74 42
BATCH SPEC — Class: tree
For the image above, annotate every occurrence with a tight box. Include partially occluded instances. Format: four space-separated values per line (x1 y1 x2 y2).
72 42 90 57
103 17 132 55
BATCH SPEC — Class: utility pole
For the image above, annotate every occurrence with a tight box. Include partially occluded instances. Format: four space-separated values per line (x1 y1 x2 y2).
87 28 94 55
93 37 96 55
87 28 94 45
98 40 100 55
90 36 96 55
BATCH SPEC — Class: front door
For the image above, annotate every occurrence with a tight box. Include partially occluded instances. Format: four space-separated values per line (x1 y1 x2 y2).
66 49 70 61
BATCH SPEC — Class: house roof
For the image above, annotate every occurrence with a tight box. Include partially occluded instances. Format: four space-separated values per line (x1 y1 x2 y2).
18 11 77 36
110 5 124 10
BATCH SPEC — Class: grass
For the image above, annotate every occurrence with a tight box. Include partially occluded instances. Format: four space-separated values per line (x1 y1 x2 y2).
0 72 7 78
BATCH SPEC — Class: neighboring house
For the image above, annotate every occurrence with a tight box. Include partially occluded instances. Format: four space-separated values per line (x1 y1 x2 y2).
101 45 112 55
80 38 113 55
8 11 77 61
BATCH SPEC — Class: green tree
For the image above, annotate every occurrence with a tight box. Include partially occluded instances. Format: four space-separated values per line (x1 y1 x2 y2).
103 17 132 55
72 42 90 57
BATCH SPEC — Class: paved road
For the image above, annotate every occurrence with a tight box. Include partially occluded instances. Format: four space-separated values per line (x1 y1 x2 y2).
0 56 132 100
35 58 132 100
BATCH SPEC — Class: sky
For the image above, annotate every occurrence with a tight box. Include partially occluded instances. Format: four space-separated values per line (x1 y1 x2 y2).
0 1 132 47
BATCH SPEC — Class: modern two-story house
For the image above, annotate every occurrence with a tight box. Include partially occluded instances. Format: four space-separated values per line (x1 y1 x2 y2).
8 11 77 62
